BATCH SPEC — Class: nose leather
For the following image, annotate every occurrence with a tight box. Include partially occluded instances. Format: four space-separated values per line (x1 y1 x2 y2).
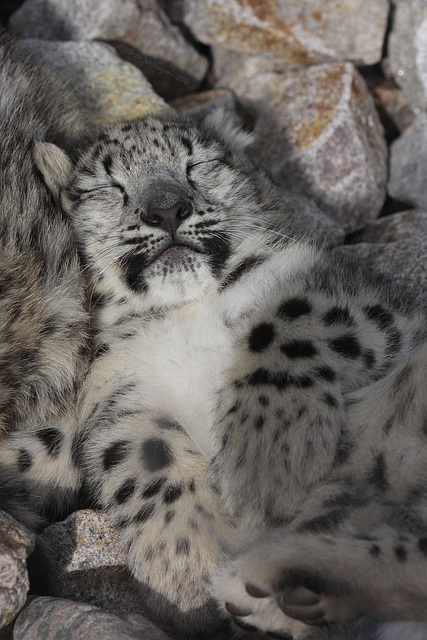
143 201 191 238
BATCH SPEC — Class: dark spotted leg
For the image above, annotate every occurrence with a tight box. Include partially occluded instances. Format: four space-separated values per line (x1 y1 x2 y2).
75 392 240 636
209 295 358 526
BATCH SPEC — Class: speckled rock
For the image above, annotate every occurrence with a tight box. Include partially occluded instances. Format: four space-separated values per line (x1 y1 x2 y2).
252 62 387 232
40 510 142 615
388 113 427 208
184 0 389 84
13 597 173 640
16 40 173 129
0 510 35 629
388 0 427 112
335 209 427 306
9 0 208 98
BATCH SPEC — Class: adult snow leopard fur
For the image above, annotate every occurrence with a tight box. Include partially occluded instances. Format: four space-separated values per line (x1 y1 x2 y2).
0 28 90 527
2 26 427 640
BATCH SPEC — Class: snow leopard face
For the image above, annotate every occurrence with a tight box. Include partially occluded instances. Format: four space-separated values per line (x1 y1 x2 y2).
36 113 270 310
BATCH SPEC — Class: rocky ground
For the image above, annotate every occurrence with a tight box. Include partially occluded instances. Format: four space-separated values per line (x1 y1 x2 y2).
0 0 426 638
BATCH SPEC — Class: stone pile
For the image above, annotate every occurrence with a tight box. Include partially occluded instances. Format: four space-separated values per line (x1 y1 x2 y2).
0 0 426 638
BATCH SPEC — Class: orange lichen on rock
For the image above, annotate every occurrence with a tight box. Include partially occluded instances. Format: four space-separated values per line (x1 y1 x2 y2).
288 65 346 148
210 1 323 66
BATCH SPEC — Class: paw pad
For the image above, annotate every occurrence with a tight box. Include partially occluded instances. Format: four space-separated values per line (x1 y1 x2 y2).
281 586 320 606
245 582 271 598
225 601 252 617
278 587 325 625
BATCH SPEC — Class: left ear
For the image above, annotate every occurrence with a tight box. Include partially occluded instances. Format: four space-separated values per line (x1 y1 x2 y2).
33 141 74 201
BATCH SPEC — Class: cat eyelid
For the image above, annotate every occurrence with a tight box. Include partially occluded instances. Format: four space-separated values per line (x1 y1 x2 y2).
111 181 126 194
83 182 125 194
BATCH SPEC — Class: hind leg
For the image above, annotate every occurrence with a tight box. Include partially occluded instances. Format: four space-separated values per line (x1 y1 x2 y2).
214 516 427 637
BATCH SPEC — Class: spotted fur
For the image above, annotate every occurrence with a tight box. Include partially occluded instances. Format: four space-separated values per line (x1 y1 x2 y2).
1 27 427 640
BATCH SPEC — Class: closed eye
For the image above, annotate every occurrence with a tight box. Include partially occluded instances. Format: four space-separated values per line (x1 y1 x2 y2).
112 182 126 194
83 183 123 194
83 183 128 204
112 182 129 205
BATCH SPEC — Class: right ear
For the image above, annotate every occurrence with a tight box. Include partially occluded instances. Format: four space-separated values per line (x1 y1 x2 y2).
198 107 255 156
33 141 74 201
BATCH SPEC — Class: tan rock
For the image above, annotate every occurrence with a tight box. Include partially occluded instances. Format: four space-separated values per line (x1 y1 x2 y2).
0 510 35 629
14 597 173 640
16 40 173 129
10 0 208 98
252 63 387 231
184 0 389 75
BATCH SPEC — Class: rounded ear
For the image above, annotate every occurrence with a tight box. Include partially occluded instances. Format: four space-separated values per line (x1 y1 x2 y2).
197 107 255 155
33 141 73 201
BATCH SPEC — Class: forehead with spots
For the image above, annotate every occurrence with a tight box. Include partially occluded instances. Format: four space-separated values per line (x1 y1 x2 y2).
81 117 222 178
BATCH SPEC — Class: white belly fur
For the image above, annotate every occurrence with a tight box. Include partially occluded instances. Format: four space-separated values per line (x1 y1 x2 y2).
117 300 233 456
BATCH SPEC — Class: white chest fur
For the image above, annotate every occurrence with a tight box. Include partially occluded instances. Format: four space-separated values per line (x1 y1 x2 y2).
109 298 233 456
92 240 318 456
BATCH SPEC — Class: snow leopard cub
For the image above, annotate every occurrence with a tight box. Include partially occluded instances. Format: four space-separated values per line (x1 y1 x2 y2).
31 121 427 640
2 26 427 640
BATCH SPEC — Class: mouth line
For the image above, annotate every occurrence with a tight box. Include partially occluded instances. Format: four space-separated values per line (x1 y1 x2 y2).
157 242 203 260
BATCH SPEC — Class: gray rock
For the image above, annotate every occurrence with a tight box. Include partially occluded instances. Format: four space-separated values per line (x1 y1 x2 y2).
252 62 387 232
275 190 346 246
335 209 427 306
388 113 427 208
16 39 173 129
41 510 142 615
184 0 389 77
0 510 35 629
9 0 208 97
388 0 427 112
13 597 172 640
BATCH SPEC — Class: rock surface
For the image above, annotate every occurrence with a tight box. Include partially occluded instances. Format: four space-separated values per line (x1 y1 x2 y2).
16 39 173 128
276 190 346 246
0 510 35 629
252 62 387 231
172 88 239 121
9 0 208 98
41 510 142 615
388 0 427 112
335 209 427 306
184 0 389 74
364 65 415 138
388 113 427 208
13 597 173 640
